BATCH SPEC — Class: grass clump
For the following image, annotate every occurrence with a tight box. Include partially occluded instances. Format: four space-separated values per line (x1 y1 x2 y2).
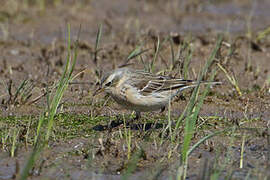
18 24 78 180
174 35 224 179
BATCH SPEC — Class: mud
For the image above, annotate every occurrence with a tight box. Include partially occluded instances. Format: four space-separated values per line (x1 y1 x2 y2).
0 0 270 179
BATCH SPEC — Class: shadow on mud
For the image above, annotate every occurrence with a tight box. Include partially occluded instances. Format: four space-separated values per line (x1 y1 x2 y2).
92 119 164 131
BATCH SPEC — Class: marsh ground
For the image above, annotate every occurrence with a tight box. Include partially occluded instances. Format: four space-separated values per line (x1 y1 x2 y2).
0 0 270 179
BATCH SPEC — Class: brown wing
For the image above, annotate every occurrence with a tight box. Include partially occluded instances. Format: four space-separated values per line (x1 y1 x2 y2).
128 70 195 95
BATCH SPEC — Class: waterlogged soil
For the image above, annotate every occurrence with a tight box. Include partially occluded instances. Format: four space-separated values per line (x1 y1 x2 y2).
0 0 270 180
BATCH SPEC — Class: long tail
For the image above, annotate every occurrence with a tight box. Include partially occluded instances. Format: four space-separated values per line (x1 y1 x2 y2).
192 81 222 86
173 80 221 97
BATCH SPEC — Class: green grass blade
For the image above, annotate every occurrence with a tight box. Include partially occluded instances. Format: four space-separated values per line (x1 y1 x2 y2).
183 46 193 79
94 24 102 64
121 150 142 180
120 45 149 68
187 127 233 157
178 35 223 179
34 113 46 145
45 24 75 142
13 79 28 102
95 24 102 51
169 38 175 71
150 35 160 72
19 23 77 180
19 143 44 180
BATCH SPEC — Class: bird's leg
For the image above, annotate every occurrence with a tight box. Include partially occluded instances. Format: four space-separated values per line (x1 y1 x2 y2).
160 106 166 113
134 111 144 131
125 111 141 127
135 111 141 120
147 106 166 130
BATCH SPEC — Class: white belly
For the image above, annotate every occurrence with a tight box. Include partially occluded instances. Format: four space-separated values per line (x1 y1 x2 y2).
109 86 170 112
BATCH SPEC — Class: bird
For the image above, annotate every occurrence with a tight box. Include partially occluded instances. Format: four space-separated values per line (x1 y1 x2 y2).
94 67 221 119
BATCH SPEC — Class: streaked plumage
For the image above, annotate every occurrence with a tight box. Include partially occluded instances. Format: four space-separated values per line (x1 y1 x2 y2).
97 68 220 117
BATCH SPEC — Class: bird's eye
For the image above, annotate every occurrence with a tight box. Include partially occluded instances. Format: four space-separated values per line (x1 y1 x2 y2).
105 81 112 87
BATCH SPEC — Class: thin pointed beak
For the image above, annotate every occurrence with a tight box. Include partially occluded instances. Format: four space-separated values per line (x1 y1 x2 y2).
93 86 104 96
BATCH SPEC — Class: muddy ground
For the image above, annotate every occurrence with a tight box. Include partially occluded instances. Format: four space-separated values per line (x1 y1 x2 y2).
0 0 270 180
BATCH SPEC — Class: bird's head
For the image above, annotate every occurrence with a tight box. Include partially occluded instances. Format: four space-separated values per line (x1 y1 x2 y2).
93 68 128 96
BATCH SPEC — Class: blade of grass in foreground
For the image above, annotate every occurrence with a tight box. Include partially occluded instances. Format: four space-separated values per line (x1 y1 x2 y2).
150 35 160 73
177 35 223 180
94 24 102 64
121 150 143 180
45 24 77 142
19 24 77 180
120 45 149 68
